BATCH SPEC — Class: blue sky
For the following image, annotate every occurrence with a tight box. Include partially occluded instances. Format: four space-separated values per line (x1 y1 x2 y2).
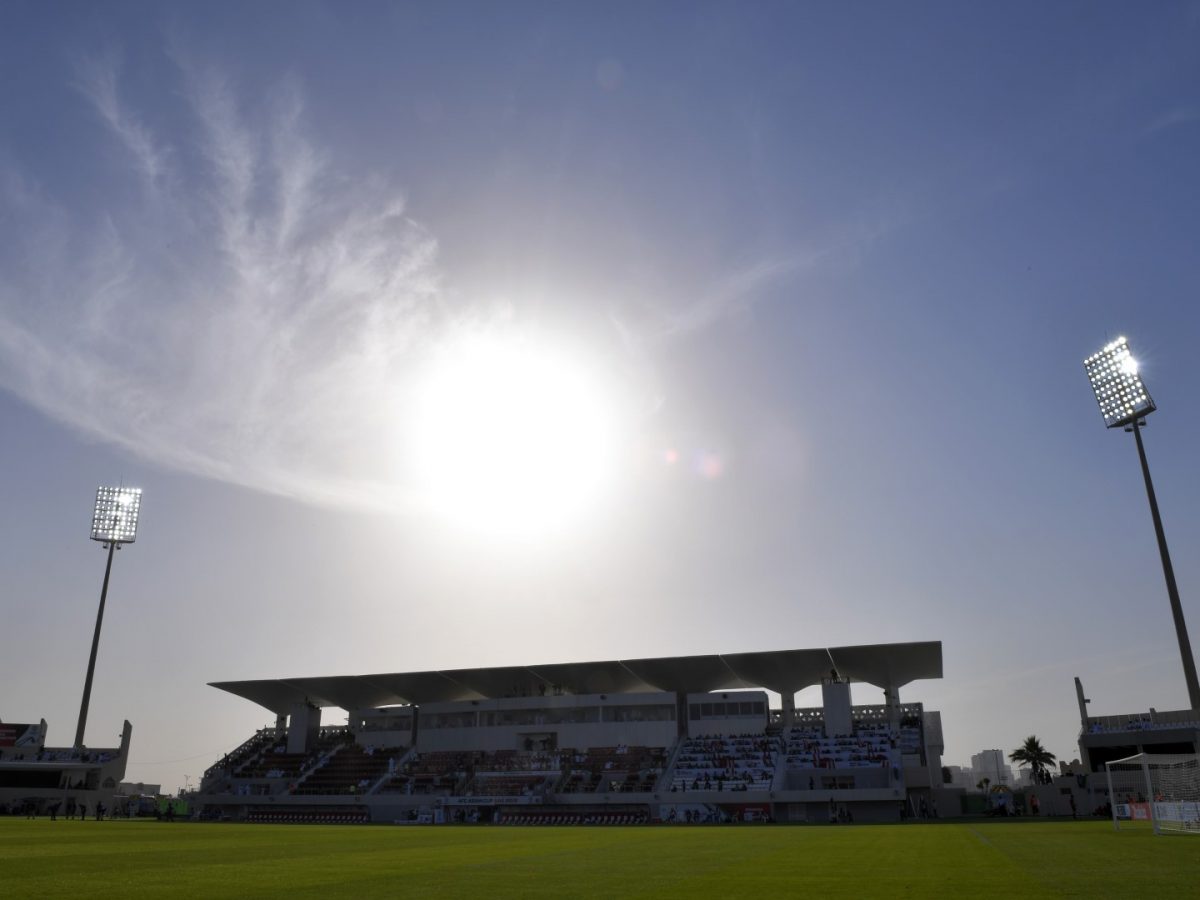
2 1 1199 792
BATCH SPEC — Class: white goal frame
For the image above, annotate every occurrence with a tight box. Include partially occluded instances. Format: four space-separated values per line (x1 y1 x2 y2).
1105 752 1200 835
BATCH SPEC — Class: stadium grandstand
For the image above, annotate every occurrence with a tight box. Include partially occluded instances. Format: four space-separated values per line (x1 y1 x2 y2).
0 719 132 816
1069 675 1200 815
193 641 951 824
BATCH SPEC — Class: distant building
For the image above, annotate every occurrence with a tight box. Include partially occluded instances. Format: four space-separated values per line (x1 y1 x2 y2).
119 781 161 796
970 749 1012 787
943 764 975 790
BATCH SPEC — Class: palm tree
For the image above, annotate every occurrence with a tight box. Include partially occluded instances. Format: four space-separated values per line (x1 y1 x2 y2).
1009 735 1056 784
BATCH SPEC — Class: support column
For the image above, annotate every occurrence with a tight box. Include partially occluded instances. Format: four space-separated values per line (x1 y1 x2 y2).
1132 420 1200 710
75 541 117 748
884 685 901 732
781 691 796 729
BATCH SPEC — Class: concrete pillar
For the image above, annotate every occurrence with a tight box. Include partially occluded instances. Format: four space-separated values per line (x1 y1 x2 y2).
287 703 322 754
884 686 901 731
822 679 852 737
781 691 796 729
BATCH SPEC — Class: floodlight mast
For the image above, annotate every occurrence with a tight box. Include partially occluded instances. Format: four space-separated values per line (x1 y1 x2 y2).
74 487 142 748
1084 338 1200 711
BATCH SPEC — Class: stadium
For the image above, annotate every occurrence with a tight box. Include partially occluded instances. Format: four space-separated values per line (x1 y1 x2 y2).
190 641 947 825
1 641 957 825
7 640 1200 897
7 638 1200 831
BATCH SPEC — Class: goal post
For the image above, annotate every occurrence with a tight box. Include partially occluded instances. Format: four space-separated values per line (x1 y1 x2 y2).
1105 753 1200 834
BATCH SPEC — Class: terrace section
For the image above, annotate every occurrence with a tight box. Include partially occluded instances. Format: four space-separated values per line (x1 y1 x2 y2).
775 707 929 796
375 750 478 797
561 746 668 794
218 727 351 794
292 744 404 796
0 719 131 807
201 728 277 790
1078 707 1200 772
667 734 779 793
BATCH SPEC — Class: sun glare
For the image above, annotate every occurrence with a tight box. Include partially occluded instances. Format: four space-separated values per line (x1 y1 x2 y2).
412 333 618 538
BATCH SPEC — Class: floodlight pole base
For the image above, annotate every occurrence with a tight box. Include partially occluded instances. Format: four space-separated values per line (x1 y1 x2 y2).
1131 419 1200 711
74 540 117 748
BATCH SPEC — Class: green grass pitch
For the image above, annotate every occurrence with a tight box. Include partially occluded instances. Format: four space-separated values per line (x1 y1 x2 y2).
3 818 1196 898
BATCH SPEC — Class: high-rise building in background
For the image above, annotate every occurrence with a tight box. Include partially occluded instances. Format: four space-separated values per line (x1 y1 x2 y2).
970 749 1012 786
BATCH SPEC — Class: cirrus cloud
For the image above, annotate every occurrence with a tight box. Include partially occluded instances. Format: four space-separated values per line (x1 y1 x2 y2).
0 54 447 510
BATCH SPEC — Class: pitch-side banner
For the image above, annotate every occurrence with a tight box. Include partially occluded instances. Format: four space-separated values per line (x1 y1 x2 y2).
1114 802 1152 820
1152 801 1200 822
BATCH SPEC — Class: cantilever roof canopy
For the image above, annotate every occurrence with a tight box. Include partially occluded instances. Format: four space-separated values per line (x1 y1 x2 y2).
210 641 942 716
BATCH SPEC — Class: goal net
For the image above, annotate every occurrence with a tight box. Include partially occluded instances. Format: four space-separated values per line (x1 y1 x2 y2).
1105 753 1200 834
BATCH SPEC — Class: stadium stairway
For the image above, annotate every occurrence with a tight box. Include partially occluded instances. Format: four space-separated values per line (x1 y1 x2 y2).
290 742 350 793
365 747 417 795
201 728 278 791
659 738 686 788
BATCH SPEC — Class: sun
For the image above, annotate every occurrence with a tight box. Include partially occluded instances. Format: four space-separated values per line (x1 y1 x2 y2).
411 332 619 538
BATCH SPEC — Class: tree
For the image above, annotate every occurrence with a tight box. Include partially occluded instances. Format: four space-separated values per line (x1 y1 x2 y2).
1009 735 1056 784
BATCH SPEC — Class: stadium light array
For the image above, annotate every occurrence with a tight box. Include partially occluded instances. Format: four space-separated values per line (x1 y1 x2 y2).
1083 337 1200 711
75 486 143 748
90 486 142 544
1084 336 1156 429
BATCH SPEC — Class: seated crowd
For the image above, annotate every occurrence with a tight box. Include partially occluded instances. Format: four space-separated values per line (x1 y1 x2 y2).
669 734 778 792
783 724 898 771
560 746 667 794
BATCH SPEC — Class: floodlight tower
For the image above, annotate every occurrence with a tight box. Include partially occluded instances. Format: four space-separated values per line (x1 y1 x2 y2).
1084 337 1200 710
74 486 142 748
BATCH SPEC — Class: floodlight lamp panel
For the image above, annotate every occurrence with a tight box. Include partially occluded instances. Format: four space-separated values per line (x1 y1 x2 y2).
1083 336 1156 428
90 486 142 544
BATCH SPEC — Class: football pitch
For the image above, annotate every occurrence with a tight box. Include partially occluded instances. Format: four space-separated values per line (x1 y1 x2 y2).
3 818 1196 898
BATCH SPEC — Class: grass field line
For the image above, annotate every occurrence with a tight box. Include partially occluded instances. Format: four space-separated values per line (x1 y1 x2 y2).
968 825 994 846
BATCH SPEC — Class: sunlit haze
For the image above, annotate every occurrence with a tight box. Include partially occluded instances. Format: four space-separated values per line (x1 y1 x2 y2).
412 331 620 537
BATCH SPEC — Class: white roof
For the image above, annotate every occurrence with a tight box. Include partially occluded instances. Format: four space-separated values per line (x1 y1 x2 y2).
211 641 942 715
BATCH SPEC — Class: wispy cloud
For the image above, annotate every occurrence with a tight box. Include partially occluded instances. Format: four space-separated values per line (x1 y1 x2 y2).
618 208 907 351
0 54 446 510
659 255 810 338
611 253 815 359
1143 106 1200 137
75 51 167 186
